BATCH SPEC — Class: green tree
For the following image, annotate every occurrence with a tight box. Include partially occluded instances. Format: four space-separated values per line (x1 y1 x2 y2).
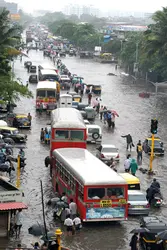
0 75 33 105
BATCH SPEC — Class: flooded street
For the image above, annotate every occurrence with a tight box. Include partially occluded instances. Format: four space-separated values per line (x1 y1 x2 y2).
4 50 167 250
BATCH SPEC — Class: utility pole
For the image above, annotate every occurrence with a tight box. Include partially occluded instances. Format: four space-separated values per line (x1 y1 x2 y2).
134 42 139 79
16 155 20 188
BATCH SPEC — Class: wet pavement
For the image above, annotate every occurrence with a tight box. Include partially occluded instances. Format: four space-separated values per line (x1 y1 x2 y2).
3 50 167 250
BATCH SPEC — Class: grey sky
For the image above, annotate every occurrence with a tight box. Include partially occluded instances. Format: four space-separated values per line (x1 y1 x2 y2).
9 0 167 13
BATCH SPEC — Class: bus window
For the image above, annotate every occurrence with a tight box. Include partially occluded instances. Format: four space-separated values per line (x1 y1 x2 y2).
47 90 56 98
79 184 84 200
88 188 105 199
128 184 140 190
107 187 124 199
70 130 84 140
37 90 45 97
55 130 69 139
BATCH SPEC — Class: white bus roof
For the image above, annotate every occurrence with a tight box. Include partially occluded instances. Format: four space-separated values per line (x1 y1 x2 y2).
51 108 86 129
40 69 58 75
37 81 57 90
53 148 126 186
60 94 73 98
39 63 57 71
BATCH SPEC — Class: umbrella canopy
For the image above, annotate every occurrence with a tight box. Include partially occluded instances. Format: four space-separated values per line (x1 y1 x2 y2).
40 231 57 241
130 228 150 234
111 110 119 117
157 230 167 240
28 224 47 236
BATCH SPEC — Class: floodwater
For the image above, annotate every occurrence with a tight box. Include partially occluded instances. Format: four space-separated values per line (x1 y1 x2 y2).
3 50 167 250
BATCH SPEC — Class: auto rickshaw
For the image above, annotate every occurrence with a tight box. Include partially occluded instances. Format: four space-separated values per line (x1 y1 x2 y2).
29 75 38 84
72 94 82 103
139 216 167 250
85 107 96 120
29 65 37 73
72 76 84 85
92 84 102 95
77 103 89 111
68 91 77 97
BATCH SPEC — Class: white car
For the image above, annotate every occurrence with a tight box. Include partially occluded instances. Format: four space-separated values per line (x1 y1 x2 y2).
128 190 150 215
60 75 71 82
86 124 102 143
84 120 90 125
96 144 119 162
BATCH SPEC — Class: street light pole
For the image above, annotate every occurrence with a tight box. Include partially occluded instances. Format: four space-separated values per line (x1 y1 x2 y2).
135 42 139 79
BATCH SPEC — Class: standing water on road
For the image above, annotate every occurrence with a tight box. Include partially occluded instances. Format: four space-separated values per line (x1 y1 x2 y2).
4 50 167 250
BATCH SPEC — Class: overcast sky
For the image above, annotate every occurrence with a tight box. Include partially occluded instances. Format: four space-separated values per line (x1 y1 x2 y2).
9 0 167 13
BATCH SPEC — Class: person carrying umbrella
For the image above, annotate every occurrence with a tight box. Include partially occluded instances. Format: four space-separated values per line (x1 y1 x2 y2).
129 159 138 176
129 233 138 250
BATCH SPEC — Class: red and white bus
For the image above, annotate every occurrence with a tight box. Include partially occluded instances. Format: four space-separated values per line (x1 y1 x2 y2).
36 81 58 110
52 148 128 222
50 108 87 155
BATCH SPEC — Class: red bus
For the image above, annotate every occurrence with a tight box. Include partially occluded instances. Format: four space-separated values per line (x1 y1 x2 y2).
50 108 87 155
52 148 128 222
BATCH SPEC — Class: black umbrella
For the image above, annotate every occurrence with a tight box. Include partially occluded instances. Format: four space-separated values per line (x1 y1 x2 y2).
157 230 167 240
28 224 47 236
130 228 150 234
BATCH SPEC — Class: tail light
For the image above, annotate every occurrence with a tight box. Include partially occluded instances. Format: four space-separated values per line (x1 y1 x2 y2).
157 199 161 203
128 203 131 207
101 154 105 158
116 154 119 158
146 203 150 208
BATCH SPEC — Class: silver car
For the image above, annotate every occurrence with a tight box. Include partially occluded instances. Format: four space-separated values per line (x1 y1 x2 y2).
96 144 120 162
128 190 150 215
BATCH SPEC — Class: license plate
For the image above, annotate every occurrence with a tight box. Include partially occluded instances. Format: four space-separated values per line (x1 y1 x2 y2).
135 206 143 208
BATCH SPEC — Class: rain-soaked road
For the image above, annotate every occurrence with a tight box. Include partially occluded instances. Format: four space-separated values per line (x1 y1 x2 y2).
4 50 167 250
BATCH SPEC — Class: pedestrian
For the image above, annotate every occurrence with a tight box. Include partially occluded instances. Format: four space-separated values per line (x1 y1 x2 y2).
124 154 131 172
28 113 32 125
49 240 59 250
69 198 77 219
99 105 103 121
88 92 92 105
115 64 118 70
136 140 143 163
61 192 68 203
15 209 22 238
15 243 22 250
121 134 134 151
129 159 138 176
31 242 40 249
64 214 74 236
40 128 45 142
151 178 160 189
129 233 138 250
73 214 82 230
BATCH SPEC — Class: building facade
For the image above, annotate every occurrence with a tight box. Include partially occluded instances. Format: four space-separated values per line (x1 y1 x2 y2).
0 0 18 14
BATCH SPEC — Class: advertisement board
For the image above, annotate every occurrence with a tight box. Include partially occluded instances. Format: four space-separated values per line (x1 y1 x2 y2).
86 207 125 220
0 191 22 203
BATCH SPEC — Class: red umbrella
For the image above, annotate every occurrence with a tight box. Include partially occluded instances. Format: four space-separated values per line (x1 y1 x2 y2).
111 110 119 117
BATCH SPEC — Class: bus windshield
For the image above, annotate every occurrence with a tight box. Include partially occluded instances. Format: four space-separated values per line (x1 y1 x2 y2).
71 130 84 140
55 130 84 141
37 90 45 97
42 74 59 81
47 90 56 98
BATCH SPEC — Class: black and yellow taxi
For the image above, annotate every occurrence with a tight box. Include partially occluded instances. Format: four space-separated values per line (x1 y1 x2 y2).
143 137 164 155
7 113 31 129
0 126 27 143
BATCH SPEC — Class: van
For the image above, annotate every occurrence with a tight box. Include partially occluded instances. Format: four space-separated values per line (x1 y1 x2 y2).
59 94 72 108
119 173 140 190
86 124 102 143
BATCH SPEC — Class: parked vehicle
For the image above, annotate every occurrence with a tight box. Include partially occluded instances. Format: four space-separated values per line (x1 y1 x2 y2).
92 84 102 95
0 126 27 143
86 124 102 144
29 75 38 83
128 190 150 215
96 144 120 162
73 94 82 103
13 114 31 129
119 173 140 190
143 137 164 155
140 216 167 250
85 107 96 120
29 65 37 73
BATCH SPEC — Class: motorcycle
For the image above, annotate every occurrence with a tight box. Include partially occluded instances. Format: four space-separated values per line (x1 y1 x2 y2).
146 187 163 207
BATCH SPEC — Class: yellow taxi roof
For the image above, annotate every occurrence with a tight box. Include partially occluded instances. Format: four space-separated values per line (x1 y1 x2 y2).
119 173 140 185
0 126 17 130
147 137 160 141
16 114 27 118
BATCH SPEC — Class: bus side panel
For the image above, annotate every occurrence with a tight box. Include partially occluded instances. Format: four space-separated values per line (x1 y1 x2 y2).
77 199 86 220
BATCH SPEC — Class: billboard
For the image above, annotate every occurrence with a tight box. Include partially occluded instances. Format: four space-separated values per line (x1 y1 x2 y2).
10 14 20 20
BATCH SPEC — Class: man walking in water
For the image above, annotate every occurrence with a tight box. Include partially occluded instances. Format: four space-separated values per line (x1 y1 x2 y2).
121 133 134 151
